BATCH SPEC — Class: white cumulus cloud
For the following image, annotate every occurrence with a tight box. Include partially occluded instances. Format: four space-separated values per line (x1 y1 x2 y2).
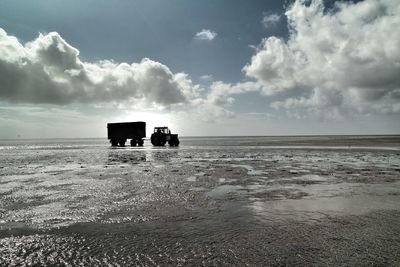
262 13 281 28
194 29 217 41
0 28 199 106
244 0 400 116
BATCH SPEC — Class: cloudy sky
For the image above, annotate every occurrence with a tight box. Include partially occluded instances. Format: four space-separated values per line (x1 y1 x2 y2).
0 0 399 138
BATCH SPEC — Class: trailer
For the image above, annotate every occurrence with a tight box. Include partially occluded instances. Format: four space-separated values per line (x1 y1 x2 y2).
107 121 146 147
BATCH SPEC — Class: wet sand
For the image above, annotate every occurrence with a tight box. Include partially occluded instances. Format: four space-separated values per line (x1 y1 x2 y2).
1 137 400 266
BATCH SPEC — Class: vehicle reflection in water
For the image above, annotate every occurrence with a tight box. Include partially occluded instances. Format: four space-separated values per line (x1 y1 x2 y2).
147 150 179 163
106 145 180 165
106 150 147 165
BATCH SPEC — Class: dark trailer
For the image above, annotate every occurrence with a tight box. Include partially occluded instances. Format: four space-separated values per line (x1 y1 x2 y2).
107 121 146 147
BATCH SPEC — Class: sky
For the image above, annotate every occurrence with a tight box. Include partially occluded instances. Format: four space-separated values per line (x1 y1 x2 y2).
0 0 399 138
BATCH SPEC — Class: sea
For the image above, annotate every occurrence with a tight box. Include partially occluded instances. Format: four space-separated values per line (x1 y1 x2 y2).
1 135 400 150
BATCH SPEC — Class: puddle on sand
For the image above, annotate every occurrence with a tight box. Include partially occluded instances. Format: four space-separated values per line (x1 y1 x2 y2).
0 221 31 231
231 164 263 175
190 186 206 192
249 181 400 222
268 174 332 185
186 176 196 182
206 185 243 198
294 174 330 182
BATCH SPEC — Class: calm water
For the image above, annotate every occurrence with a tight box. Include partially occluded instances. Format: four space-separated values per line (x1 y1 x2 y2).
1 135 400 149
1 136 400 266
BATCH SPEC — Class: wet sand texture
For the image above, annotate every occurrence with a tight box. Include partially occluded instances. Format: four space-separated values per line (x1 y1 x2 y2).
1 137 400 266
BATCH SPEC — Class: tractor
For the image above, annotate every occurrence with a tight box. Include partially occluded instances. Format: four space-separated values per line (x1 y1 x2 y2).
150 127 179 146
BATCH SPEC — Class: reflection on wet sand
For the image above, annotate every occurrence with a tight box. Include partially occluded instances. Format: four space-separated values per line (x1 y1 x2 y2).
250 181 400 221
107 150 147 165
1 137 400 265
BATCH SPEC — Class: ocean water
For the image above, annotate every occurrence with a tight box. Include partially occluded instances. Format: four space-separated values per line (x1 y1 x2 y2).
1 135 400 150
1 136 400 266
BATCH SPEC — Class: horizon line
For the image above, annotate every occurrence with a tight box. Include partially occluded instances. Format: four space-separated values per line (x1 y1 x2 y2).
1 134 400 141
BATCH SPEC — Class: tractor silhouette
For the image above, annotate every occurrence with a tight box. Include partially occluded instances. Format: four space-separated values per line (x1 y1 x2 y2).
151 127 179 146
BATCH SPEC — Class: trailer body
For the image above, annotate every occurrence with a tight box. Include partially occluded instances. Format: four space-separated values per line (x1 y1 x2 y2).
107 121 146 146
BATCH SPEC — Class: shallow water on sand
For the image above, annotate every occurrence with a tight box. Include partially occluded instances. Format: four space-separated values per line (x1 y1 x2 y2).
1 136 400 266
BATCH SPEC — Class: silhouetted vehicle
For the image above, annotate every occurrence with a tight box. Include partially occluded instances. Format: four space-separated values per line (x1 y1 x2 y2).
151 127 179 146
107 121 146 147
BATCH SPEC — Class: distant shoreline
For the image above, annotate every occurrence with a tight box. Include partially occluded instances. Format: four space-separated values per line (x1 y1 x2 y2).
1 134 400 141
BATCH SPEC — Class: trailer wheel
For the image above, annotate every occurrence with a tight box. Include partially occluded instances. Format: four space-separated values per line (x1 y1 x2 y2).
118 139 126 147
130 139 137 147
138 139 144 146
111 139 118 147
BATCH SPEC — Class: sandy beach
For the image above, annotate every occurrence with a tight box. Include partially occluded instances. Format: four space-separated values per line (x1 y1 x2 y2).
1 136 400 266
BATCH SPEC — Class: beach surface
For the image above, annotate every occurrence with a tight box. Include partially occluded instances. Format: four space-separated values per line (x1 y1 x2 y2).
1 136 400 266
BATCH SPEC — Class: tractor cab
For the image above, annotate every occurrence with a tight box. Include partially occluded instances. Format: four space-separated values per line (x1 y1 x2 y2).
154 127 170 134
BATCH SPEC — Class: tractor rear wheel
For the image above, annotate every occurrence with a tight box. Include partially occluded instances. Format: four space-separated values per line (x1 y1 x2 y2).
151 134 165 146
169 138 179 146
